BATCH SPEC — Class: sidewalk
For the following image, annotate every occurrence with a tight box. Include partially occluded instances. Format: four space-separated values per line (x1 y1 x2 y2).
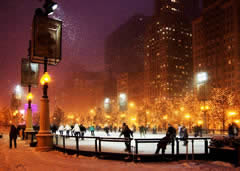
0 132 238 171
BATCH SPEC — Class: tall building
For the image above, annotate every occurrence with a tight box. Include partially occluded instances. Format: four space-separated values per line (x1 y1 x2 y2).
144 0 193 104
116 72 144 107
193 0 240 93
104 14 150 101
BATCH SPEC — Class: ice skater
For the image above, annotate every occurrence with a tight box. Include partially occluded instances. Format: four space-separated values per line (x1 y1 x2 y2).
119 123 133 153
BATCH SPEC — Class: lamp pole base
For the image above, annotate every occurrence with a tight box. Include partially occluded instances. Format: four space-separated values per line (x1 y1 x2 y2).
36 97 53 151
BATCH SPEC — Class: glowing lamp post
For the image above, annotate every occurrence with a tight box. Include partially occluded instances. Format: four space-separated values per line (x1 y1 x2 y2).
185 114 191 131
25 92 34 133
31 0 61 151
228 111 237 123
197 72 208 133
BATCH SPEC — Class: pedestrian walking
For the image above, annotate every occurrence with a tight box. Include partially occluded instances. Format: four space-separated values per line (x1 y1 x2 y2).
9 124 18 149
119 123 133 153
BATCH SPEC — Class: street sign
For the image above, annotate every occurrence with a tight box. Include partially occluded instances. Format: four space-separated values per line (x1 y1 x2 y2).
21 58 40 87
31 15 62 65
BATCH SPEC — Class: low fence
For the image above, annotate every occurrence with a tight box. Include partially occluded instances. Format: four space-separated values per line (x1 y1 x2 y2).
53 134 211 161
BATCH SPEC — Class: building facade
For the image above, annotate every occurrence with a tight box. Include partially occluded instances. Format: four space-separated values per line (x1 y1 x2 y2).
104 14 150 102
144 0 193 105
193 0 240 93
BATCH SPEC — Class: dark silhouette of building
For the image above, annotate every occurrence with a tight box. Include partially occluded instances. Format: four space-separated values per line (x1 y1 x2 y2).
193 0 240 93
144 0 193 104
104 14 150 100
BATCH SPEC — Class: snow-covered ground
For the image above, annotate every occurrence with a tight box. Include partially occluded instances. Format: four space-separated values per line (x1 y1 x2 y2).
54 131 211 155
0 127 237 171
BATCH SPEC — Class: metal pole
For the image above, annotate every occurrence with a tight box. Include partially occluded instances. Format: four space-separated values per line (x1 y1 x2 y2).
192 139 194 160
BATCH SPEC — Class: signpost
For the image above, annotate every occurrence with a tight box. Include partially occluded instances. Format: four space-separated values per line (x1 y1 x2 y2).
29 0 62 151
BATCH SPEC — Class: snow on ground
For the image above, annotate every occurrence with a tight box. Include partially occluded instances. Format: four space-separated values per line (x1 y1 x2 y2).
0 127 238 171
55 131 211 155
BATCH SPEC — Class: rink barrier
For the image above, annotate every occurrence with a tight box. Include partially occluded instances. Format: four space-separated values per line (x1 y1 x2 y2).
175 137 210 160
98 137 133 153
55 135 100 155
53 134 211 161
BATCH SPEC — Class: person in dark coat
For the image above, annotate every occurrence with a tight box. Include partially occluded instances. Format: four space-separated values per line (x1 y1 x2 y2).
228 124 234 137
119 123 133 152
166 124 176 142
155 133 171 155
9 124 18 149
79 124 86 140
182 126 188 146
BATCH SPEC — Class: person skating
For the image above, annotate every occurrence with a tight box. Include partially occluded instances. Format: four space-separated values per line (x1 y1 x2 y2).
80 124 86 140
119 123 133 153
166 124 176 142
89 125 95 136
9 124 18 149
72 123 80 137
104 126 110 136
58 124 64 135
182 126 188 146
65 124 71 137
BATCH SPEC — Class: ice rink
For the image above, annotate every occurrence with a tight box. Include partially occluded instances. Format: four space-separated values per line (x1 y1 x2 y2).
54 130 211 155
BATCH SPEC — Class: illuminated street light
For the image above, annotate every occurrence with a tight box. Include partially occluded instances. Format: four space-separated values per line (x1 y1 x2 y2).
15 85 22 99
129 102 135 108
228 111 237 123
90 109 95 114
27 92 33 101
120 114 126 118
197 120 203 125
40 72 51 85
43 0 58 15
105 115 111 119
185 114 191 119
197 72 208 84
163 115 168 120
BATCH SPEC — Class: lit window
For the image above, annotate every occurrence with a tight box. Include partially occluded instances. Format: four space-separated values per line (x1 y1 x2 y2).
171 0 176 2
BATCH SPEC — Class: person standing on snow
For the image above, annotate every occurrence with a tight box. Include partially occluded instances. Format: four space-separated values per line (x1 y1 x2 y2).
119 123 133 153
65 124 71 137
89 125 95 136
73 123 80 137
9 124 18 149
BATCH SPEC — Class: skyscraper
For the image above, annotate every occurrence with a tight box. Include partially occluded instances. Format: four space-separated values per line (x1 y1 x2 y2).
144 0 193 104
104 14 150 100
193 0 240 93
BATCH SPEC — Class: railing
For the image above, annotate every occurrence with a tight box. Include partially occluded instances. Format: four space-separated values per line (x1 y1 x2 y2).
53 134 212 161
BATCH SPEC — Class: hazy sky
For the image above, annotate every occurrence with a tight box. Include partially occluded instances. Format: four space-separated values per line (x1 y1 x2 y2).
0 0 154 108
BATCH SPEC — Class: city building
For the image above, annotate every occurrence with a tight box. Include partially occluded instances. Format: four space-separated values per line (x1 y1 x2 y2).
116 72 144 107
193 0 240 93
144 0 193 105
104 14 150 102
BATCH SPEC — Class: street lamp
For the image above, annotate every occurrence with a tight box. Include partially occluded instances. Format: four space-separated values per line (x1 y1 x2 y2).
25 92 34 132
15 85 22 100
185 114 191 131
197 72 208 133
43 0 58 15
228 111 237 123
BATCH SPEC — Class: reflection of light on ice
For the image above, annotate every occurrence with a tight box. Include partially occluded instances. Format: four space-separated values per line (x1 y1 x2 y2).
55 131 210 155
